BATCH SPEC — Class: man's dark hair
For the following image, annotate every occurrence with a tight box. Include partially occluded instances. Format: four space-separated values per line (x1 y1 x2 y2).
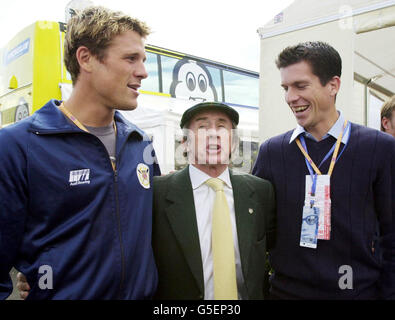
276 41 342 86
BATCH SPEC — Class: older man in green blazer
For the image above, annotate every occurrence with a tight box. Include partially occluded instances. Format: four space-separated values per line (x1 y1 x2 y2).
152 102 276 300
15 102 276 300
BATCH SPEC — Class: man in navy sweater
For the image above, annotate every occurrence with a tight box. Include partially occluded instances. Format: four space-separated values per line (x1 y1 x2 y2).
253 41 395 299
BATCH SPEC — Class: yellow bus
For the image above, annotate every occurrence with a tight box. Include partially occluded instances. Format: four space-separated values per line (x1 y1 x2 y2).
0 21 70 127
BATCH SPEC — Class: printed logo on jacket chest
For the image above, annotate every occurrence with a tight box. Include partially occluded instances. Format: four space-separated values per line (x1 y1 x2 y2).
69 169 91 186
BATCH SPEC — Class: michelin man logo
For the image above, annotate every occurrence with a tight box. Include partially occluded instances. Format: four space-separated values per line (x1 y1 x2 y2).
170 59 218 102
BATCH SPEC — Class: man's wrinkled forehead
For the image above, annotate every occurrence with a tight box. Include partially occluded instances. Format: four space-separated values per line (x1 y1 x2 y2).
190 110 232 125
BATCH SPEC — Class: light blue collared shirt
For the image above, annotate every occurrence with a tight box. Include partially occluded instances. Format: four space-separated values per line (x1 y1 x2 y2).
289 110 351 145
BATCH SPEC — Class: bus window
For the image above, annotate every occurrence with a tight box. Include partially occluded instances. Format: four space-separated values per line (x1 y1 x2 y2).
141 51 160 93
223 70 259 108
204 65 223 102
160 55 180 94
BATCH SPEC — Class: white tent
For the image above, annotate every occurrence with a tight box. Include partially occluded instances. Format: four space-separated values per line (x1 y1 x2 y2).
257 0 395 142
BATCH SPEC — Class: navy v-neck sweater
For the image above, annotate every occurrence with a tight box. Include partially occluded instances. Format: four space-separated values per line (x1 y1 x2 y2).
253 123 395 299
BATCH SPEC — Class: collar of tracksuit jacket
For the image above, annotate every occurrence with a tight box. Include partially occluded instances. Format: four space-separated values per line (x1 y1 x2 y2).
28 99 145 144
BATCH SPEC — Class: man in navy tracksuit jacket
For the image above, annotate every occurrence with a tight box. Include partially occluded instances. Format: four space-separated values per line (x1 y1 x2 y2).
0 7 159 299
253 41 395 299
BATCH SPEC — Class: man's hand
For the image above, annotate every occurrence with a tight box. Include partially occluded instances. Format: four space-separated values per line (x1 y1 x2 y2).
16 272 30 300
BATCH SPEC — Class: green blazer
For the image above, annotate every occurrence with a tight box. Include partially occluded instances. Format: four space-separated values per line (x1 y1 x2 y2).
152 165 276 300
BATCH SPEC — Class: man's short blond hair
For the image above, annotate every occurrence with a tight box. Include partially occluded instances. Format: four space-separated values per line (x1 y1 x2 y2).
380 95 395 132
64 6 150 84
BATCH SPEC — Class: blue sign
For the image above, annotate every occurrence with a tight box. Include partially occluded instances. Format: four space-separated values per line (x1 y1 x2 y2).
4 38 30 65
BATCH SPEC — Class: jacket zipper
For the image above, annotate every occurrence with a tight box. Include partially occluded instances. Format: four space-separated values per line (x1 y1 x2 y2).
113 134 131 299
113 168 126 299
113 132 140 299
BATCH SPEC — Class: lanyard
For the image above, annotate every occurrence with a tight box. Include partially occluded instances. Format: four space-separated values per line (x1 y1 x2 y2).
295 120 349 205
59 103 117 171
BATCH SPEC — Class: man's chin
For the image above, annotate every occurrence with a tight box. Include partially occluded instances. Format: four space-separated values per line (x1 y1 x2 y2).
295 118 308 128
206 155 230 165
114 102 138 111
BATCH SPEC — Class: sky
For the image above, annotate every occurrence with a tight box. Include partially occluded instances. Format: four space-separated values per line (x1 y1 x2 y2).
0 0 294 72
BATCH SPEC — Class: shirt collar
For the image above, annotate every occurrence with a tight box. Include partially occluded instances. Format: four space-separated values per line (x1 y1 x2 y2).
189 165 232 190
289 110 350 144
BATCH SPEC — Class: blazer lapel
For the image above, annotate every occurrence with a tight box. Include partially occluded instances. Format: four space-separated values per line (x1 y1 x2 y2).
164 166 205 294
230 170 257 282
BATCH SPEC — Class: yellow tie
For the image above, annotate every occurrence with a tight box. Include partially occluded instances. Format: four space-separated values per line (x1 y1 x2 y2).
205 178 238 300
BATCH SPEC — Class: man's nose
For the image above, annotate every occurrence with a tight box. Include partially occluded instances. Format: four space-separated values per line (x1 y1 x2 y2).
285 87 299 104
206 127 220 138
135 62 148 79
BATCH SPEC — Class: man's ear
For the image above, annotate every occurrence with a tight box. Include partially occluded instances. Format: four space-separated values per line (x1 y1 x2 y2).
76 46 94 73
382 117 390 131
327 76 341 98
230 133 239 154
